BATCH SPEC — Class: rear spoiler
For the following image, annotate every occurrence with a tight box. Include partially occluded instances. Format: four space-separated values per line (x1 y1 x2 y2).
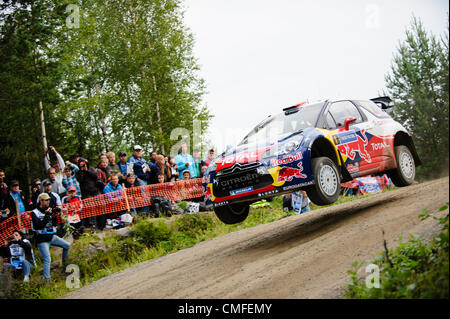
370 96 394 110
283 101 307 114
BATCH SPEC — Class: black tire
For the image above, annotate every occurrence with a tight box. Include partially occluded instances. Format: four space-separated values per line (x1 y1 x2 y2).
389 145 416 187
214 203 249 224
305 157 341 206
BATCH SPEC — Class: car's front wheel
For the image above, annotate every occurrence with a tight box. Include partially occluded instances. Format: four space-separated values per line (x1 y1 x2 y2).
305 157 341 206
214 203 249 224
389 145 416 187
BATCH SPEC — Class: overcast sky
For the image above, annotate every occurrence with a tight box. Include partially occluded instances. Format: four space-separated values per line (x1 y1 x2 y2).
182 0 449 152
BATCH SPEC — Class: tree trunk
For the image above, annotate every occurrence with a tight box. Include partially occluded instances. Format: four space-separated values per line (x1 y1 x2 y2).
128 2 165 154
95 82 109 152
25 151 32 196
38 100 49 165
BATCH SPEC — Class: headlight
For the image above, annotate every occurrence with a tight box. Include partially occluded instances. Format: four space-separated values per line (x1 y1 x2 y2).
261 136 303 160
275 136 303 156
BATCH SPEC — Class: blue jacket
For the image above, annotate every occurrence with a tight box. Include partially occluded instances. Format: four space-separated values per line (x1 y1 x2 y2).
103 182 123 201
133 160 158 184
103 182 123 194
175 153 195 178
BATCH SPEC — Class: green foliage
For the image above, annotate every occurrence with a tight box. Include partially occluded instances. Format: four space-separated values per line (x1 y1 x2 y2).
385 16 449 180
345 203 449 299
0 0 211 194
131 220 173 247
0 0 72 192
175 213 215 238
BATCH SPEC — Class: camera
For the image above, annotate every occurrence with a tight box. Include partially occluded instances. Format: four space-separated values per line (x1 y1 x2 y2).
51 207 61 215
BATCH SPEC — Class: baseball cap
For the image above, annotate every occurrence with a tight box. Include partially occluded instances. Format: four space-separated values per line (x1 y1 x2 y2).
119 152 127 157
78 158 88 166
43 180 52 187
134 145 143 151
68 186 76 192
10 180 19 186
38 193 51 201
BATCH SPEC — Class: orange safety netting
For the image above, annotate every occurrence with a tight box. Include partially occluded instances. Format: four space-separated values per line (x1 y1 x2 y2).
0 178 203 246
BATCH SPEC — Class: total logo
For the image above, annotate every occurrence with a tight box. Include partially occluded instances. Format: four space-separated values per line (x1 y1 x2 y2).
371 142 389 151
221 150 265 165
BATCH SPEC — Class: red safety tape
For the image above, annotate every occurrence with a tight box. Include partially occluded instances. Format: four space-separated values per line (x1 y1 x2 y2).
0 178 204 246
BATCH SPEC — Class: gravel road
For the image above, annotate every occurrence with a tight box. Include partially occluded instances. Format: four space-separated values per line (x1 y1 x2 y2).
64 177 449 299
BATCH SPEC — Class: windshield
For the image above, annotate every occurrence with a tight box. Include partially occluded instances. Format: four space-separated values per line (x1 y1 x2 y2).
239 102 324 145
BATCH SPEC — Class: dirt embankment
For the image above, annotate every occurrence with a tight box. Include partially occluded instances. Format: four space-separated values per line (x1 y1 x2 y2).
64 177 449 299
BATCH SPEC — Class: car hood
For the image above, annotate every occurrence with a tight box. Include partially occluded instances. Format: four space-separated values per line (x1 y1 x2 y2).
214 130 306 171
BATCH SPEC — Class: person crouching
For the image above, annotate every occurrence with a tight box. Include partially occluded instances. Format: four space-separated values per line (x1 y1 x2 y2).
31 193 70 280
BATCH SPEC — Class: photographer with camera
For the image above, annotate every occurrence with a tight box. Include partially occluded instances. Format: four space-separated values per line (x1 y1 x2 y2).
30 179 42 209
1 230 35 282
31 193 70 280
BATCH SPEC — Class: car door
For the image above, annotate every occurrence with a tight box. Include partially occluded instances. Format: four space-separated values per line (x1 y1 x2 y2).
324 100 374 177
355 100 397 173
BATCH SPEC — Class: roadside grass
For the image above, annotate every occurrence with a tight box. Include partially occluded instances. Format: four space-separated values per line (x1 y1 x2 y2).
1 186 396 299
344 202 449 299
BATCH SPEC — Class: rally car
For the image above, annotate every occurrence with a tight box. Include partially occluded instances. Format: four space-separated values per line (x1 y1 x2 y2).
202 97 421 224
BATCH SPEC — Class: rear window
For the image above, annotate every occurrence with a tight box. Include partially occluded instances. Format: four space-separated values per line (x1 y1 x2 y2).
356 100 391 118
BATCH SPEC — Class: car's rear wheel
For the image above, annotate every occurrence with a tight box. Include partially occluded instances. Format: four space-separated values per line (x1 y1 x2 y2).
389 145 415 186
305 157 341 205
214 203 249 224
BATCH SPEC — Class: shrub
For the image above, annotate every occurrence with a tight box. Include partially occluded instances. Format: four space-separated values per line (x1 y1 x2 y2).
345 202 449 299
108 238 146 262
175 213 215 238
131 220 173 247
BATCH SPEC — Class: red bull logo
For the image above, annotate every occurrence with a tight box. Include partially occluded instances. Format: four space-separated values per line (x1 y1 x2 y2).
277 162 307 182
204 185 212 201
338 129 372 163
270 152 302 166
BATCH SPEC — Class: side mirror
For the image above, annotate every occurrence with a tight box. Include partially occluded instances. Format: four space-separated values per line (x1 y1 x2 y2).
344 117 357 131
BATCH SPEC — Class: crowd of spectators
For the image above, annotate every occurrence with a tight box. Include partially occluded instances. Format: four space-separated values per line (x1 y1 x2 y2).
0 144 216 281
1 144 216 224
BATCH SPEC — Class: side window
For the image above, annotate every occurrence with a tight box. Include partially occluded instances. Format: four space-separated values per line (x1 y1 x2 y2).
357 100 391 118
326 112 337 129
328 101 363 128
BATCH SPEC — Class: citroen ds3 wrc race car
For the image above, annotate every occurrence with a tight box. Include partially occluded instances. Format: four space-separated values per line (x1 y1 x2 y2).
202 97 421 224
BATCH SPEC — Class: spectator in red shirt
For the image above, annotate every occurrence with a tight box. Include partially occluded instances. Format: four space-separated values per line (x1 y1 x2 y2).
61 186 84 238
